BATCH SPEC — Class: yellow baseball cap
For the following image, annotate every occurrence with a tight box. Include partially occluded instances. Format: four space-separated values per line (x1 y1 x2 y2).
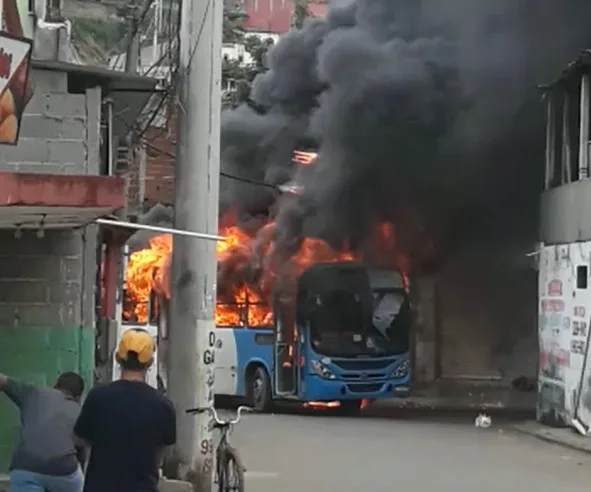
116 329 155 364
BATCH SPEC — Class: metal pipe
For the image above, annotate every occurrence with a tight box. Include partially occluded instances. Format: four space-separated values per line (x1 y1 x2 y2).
95 218 225 241
578 74 590 180
562 93 572 184
544 92 556 190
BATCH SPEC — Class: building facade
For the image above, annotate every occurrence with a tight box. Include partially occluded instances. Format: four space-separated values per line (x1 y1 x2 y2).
0 0 158 470
538 50 591 429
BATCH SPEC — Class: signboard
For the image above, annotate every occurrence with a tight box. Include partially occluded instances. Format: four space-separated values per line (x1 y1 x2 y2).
0 0 34 145
0 31 31 145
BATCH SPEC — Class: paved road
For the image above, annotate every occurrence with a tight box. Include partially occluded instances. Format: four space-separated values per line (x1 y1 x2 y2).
226 411 591 492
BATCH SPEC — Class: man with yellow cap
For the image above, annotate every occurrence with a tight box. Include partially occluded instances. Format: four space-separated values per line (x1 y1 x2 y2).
74 328 176 492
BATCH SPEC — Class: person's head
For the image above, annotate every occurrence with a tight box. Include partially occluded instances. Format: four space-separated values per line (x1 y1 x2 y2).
55 372 85 401
116 328 155 378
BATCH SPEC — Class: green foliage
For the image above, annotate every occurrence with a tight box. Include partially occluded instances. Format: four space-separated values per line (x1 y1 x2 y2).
71 18 126 56
221 6 274 109
291 0 310 29
224 8 247 43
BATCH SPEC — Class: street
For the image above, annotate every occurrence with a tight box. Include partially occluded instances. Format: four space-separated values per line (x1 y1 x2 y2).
228 411 591 492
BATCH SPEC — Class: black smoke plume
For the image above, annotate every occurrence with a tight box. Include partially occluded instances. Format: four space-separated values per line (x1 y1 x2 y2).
221 0 591 269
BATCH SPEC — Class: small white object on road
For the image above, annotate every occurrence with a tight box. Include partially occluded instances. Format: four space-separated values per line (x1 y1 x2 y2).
475 413 492 428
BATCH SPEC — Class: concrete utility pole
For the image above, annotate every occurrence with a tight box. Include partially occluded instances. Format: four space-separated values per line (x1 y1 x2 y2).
166 0 223 487
124 4 140 73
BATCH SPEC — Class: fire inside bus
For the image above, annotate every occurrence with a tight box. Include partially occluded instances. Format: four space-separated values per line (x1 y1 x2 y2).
114 149 415 412
116 259 411 413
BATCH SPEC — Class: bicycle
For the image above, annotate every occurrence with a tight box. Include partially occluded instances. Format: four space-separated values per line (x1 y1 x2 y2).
186 405 252 492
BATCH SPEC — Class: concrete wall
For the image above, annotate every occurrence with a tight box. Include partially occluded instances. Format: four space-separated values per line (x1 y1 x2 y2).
0 67 101 175
541 180 591 244
0 229 97 471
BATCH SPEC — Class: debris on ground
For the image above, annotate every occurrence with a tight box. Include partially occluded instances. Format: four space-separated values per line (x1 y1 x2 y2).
475 413 492 428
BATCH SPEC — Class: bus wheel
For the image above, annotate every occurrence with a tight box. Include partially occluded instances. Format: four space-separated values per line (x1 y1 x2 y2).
337 400 362 416
247 366 272 412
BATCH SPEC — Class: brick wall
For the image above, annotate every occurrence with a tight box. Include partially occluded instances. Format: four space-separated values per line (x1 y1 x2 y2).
125 145 141 214
0 67 101 175
143 111 177 205
0 229 97 471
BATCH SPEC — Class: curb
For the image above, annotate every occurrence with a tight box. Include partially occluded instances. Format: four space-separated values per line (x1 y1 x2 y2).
511 423 591 455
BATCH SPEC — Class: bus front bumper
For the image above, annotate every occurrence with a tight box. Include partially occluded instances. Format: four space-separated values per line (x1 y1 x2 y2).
302 375 410 401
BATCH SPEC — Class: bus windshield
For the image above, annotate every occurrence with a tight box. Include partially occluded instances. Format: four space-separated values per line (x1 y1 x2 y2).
308 289 410 357
369 290 410 355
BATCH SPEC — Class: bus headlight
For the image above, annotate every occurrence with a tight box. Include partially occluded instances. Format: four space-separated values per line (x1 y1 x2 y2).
392 360 409 378
310 360 336 379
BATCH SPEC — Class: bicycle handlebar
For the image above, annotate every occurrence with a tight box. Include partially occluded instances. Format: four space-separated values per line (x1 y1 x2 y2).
185 405 252 425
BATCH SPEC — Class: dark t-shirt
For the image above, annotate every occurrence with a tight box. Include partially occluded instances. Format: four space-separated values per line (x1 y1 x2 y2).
74 380 176 492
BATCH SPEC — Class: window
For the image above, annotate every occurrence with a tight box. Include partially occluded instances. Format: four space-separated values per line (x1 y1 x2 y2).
577 265 588 289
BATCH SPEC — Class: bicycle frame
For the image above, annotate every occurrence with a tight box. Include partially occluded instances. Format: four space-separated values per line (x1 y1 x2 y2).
186 406 251 492
215 426 231 485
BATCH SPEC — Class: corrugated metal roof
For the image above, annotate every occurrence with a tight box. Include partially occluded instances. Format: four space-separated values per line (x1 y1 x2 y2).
541 49 591 91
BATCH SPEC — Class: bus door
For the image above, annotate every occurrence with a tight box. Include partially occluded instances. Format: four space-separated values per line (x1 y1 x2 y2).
274 296 297 396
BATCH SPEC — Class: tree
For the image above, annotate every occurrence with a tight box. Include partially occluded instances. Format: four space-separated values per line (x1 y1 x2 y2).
290 0 310 29
223 4 247 44
221 5 274 108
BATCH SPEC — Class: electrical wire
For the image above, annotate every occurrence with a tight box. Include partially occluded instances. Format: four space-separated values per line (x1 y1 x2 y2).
140 139 279 190
186 0 212 71
120 0 276 191
130 0 181 141
110 0 156 71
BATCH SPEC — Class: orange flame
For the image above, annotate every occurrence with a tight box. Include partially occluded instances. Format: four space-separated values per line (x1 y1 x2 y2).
123 215 361 325
292 150 317 165
124 234 171 322
124 202 416 325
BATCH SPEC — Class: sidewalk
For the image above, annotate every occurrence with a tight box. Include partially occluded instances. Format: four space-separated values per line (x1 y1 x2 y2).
512 421 591 454
367 381 537 417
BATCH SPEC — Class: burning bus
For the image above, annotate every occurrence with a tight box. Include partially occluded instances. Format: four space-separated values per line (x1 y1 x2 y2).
117 150 414 412
119 257 410 413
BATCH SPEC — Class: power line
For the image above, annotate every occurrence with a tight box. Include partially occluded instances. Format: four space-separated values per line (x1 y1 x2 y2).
141 139 280 190
115 0 275 192
186 0 211 71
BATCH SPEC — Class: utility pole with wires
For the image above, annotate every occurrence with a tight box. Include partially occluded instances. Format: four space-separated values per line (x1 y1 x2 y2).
165 0 223 488
124 3 141 73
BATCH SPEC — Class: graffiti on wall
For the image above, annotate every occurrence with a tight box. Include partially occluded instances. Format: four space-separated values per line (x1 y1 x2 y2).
538 242 591 429
539 279 569 382
537 247 571 425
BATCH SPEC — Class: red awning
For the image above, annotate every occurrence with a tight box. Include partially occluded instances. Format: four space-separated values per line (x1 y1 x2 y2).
0 172 124 229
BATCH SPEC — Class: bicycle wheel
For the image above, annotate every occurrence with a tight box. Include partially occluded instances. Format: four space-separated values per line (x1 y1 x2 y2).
218 445 245 492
